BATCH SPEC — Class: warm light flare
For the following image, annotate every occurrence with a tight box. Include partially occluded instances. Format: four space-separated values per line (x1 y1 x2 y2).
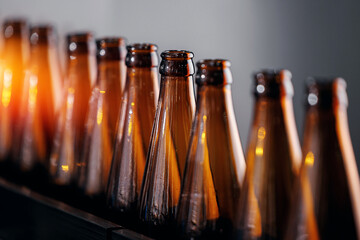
97 107 103 125
305 151 315 166
2 69 13 107
61 165 69 172
257 127 266 140
28 75 38 112
255 146 264 156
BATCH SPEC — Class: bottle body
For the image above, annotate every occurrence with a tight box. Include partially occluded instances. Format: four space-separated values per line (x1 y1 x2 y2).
106 44 159 226
15 25 62 179
50 33 96 187
77 38 126 201
285 78 360 240
138 50 196 237
176 60 246 240
236 70 301 240
0 19 29 162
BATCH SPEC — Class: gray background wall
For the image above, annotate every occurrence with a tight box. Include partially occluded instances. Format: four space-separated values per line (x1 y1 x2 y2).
1 0 359 169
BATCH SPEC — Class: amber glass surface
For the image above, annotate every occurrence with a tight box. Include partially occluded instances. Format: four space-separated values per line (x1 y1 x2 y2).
13 25 62 174
50 32 96 186
77 37 126 198
138 50 196 237
285 78 360 240
0 19 29 160
106 43 159 225
176 60 246 240
235 70 302 240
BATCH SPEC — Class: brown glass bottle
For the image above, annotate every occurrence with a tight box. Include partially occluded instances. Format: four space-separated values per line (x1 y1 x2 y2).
50 32 96 186
77 37 126 201
14 25 62 179
138 50 196 238
176 60 246 240
0 19 29 161
235 70 302 240
106 43 159 226
285 78 360 240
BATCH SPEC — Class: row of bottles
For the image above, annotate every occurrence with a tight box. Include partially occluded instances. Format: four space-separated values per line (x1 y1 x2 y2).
0 18 359 240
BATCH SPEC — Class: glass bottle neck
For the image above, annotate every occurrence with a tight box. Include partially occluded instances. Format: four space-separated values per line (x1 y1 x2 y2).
67 53 97 87
250 95 302 174
96 59 125 90
196 84 234 116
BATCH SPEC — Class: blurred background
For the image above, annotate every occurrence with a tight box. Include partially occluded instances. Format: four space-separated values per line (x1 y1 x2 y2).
0 0 359 169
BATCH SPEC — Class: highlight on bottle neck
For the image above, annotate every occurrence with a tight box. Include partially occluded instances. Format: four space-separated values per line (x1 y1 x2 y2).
253 69 294 99
195 59 232 86
30 25 55 46
306 77 348 109
96 37 126 62
66 32 94 56
125 43 158 68
159 50 194 77
2 18 28 40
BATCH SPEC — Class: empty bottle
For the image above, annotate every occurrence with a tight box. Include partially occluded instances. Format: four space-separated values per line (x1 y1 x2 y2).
50 32 96 186
176 59 246 240
106 43 159 226
77 37 126 201
235 70 302 240
139 50 196 238
15 25 62 180
0 19 29 162
285 78 360 240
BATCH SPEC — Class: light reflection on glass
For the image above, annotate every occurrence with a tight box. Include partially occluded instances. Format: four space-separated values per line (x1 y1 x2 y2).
308 93 318 106
28 75 38 112
2 69 13 107
61 164 69 172
255 127 266 157
96 107 103 125
305 151 315 166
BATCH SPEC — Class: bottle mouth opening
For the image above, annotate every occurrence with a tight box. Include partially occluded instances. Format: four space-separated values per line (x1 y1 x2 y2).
67 32 93 43
197 59 231 69
96 37 126 49
127 43 157 53
161 50 194 60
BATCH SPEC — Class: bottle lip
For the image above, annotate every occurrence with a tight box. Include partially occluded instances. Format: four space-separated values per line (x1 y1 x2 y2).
161 50 193 60
253 69 293 98
96 37 127 48
197 59 231 69
66 32 93 43
2 18 27 39
67 32 94 55
195 59 232 86
30 24 55 45
305 76 348 108
96 37 127 61
127 43 157 53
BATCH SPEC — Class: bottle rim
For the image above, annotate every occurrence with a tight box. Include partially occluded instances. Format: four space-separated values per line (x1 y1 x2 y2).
195 59 232 85
96 37 127 48
66 32 93 43
253 69 293 98
30 24 55 45
305 76 348 108
127 43 157 52
197 59 231 69
2 18 27 39
161 50 194 60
